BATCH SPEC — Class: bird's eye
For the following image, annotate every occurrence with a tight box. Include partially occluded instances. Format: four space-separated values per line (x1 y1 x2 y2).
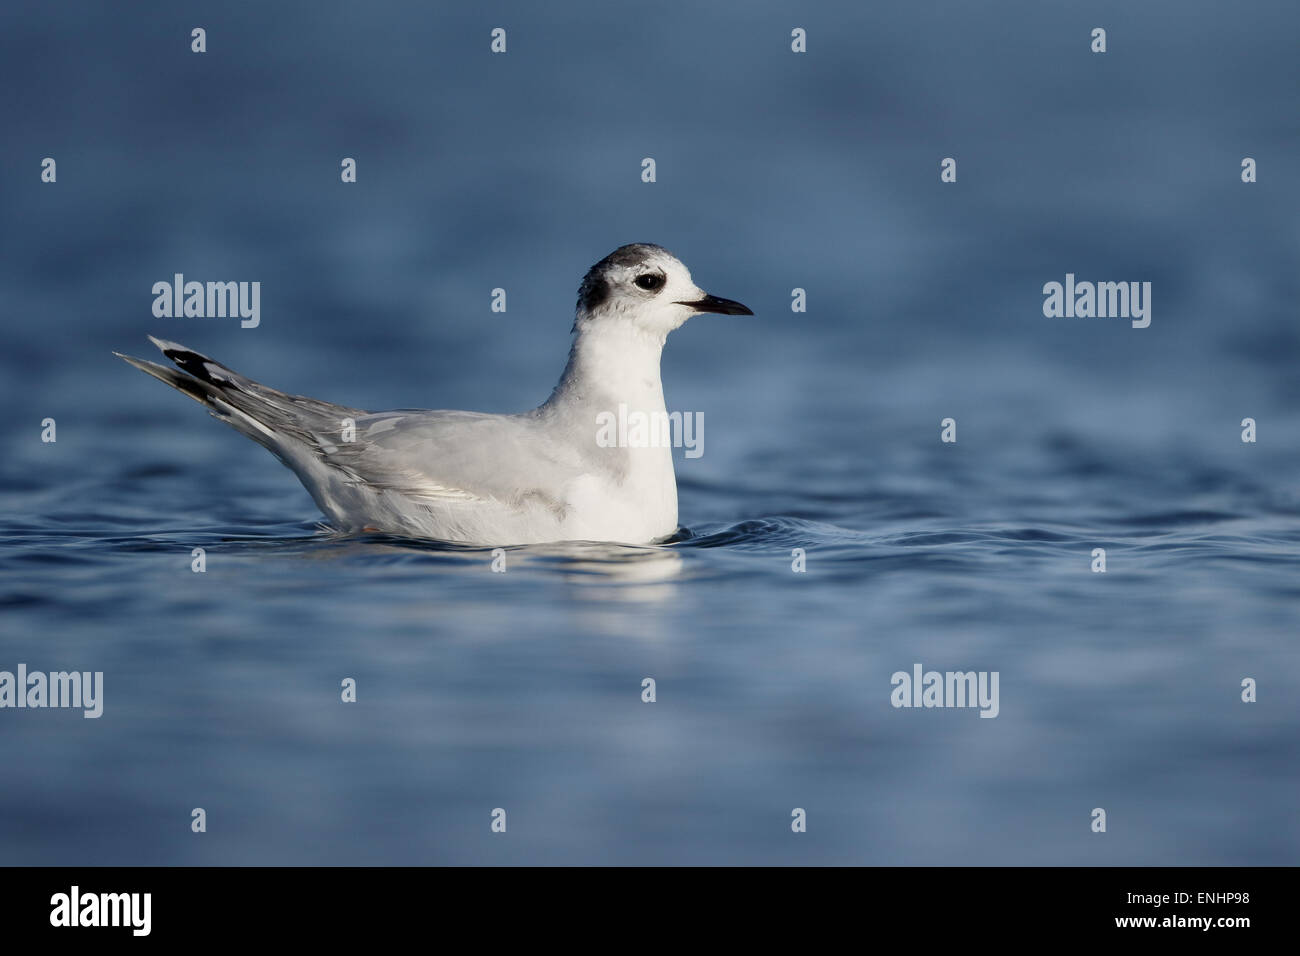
634 273 665 292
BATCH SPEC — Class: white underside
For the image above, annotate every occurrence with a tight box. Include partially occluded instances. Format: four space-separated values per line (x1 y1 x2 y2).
294 447 679 546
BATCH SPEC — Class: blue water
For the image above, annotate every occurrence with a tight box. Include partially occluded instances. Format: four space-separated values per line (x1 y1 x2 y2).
1 1 1297 864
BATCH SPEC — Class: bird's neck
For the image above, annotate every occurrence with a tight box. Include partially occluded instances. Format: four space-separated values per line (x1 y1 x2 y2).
539 318 680 540
543 321 668 416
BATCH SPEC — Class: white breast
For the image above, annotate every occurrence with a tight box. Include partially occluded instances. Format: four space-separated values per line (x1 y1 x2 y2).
561 446 678 543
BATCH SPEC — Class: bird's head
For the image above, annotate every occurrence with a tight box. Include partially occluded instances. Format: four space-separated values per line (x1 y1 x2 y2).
574 243 752 339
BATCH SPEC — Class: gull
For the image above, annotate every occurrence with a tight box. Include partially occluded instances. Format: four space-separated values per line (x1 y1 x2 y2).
116 244 752 545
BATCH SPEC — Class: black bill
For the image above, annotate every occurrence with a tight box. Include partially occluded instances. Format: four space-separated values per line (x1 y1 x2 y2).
676 293 754 316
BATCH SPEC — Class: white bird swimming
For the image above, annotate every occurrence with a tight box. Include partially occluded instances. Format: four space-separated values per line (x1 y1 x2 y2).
117 244 752 546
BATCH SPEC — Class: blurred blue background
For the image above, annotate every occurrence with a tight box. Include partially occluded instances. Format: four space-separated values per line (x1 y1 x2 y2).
1 0 1297 864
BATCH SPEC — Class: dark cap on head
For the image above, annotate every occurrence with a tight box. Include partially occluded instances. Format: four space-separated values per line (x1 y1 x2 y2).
577 243 675 314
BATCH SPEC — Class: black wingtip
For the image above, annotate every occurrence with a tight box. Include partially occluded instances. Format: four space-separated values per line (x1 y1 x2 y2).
147 335 234 385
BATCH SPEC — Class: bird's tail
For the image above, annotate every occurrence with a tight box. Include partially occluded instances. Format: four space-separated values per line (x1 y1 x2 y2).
114 336 364 457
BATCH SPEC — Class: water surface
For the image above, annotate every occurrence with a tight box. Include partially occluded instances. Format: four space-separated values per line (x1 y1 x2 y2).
1 0 1297 864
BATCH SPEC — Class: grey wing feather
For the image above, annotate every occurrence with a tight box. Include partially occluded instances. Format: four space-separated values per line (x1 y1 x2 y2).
117 337 587 509
326 411 590 508
116 336 367 461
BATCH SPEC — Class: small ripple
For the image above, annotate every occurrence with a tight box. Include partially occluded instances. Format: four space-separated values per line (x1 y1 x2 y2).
678 516 872 550
1117 510 1244 527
